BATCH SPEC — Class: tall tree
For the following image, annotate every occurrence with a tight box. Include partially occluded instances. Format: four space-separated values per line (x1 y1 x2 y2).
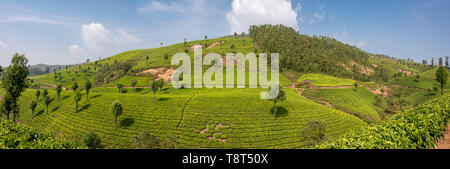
431 58 435 68
151 81 159 103
42 89 48 98
111 100 123 129
267 85 287 120
130 79 137 88
74 90 82 113
435 66 448 95
158 79 164 92
56 84 62 100
85 80 92 100
439 57 443 66
0 53 30 122
29 100 37 118
0 95 15 120
72 82 78 92
446 56 449 68
35 90 41 102
117 83 123 93
43 95 52 115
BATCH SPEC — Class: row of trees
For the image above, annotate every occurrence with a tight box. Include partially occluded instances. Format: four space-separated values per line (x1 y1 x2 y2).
426 56 449 68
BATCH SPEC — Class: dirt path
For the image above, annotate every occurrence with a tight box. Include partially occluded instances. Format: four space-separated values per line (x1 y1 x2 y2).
34 80 68 90
174 95 195 149
437 125 450 149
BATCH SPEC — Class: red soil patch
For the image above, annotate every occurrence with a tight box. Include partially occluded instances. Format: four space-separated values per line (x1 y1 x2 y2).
438 125 450 149
136 67 175 83
200 123 209 134
206 40 225 49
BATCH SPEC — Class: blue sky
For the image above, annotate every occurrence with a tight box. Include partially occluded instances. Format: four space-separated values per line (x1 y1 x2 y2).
0 0 449 66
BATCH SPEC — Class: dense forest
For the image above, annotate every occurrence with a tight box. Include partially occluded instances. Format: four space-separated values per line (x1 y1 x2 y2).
249 24 381 82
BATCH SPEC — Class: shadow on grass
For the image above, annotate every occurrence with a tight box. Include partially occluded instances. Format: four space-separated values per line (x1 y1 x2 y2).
90 94 102 99
79 104 91 112
120 118 135 127
269 106 289 118
61 95 69 100
135 88 144 92
157 97 169 101
52 106 60 113
35 110 45 117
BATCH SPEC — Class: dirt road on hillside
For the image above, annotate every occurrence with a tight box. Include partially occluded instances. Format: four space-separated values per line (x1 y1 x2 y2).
438 125 450 149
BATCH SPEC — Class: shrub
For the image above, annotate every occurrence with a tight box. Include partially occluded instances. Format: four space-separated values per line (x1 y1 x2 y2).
84 131 102 149
299 120 327 147
134 131 161 149
316 94 450 149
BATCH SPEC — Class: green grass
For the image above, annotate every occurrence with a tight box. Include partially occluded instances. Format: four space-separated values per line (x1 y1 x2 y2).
388 67 450 90
369 56 428 74
28 37 285 89
103 76 153 87
303 88 381 122
10 87 366 149
297 74 356 87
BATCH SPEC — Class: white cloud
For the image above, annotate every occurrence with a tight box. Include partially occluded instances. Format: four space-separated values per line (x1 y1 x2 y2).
81 23 141 51
226 0 299 34
68 44 81 52
357 41 367 47
1 16 63 25
137 1 182 14
0 41 6 47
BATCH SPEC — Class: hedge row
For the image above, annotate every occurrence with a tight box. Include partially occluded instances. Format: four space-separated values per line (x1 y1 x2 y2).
0 120 85 149
317 94 450 149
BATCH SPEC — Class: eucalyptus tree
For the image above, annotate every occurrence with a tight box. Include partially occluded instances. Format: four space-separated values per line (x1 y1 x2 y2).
111 100 123 129
151 81 159 103
117 83 124 93
0 53 30 122
56 84 62 100
74 90 82 113
435 66 448 95
29 100 37 118
85 80 92 100
43 96 52 115
267 85 286 120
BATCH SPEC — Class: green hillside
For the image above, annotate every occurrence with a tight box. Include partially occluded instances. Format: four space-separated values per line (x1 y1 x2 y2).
303 88 382 123
317 94 450 149
297 74 356 87
10 88 365 149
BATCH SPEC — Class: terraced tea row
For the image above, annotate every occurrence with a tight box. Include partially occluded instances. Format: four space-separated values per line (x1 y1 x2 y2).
15 88 366 148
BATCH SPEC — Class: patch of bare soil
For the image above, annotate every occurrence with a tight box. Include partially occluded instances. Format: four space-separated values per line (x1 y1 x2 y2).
317 100 334 107
206 41 225 49
341 61 374 75
372 64 378 67
34 80 68 90
200 123 209 134
137 67 175 83
367 85 391 97
214 123 230 130
189 45 203 51
398 69 417 76
207 133 226 143
438 125 450 149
